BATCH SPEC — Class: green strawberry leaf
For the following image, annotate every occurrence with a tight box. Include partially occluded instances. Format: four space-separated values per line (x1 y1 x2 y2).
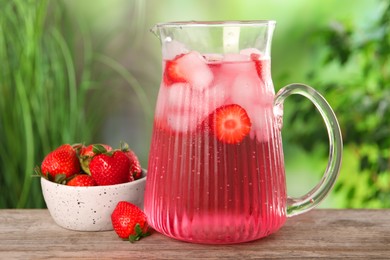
92 144 108 155
128 223 150 243
54 174 67 184
32 166 44 178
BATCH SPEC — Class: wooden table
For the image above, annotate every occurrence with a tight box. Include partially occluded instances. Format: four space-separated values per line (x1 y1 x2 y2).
0 209 389 259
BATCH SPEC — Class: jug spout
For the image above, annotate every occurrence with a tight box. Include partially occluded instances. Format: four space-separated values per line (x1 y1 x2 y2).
150 24 160 39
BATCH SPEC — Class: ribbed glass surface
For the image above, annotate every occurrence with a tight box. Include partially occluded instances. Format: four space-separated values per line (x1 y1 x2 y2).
145 56 287 244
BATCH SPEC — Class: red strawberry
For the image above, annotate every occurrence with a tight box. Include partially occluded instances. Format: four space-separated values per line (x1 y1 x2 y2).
79 144 112 175
163 54 186 85
111 201 150 242
89 150 130 186
210 104 252 144
41 144 81 182
119 142 142 181
67 174 97 186
124 149 142 181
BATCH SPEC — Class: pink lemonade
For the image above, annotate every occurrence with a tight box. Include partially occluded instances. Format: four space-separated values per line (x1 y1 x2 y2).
145 50 287 244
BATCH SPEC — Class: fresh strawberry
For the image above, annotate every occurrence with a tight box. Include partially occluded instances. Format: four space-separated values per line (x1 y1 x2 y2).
40 144 81 182
79 144 112 175
89 150 130 186
111 201 150 242
210 104 252 144
163 54 186 85
125 149 142 180
67 174 97 186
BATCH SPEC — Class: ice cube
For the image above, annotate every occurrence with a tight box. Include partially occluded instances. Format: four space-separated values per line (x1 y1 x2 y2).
218 56 256 79
165 83 205 132
176 51 214 91
246 104 273 143
166 111 199 133
201 82 230 118
230 71 274 143
230 73 264 107
162 39 189 60
167 82 192 112
154 82 170 120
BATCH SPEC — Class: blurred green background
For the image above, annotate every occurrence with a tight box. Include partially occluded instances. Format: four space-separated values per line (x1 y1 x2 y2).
1 0 389 209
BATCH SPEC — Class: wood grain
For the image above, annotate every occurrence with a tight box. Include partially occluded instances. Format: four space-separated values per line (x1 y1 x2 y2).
0 209 389 259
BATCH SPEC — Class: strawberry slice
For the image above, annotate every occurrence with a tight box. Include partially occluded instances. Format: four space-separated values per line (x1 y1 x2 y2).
250 53 262 79
163 54 187 85
211 104 252 144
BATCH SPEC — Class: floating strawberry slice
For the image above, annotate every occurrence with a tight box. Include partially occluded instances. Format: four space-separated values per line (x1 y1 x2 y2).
163 54 186 85
250 53 263 79
211 104 252 144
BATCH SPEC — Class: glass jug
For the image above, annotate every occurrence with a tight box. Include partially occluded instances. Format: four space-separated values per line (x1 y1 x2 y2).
144 21 343 244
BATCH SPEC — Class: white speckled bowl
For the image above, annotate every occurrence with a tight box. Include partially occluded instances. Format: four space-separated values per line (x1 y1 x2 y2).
41 171 146 231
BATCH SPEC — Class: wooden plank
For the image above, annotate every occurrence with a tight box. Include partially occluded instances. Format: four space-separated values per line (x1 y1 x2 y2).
0 209 389 259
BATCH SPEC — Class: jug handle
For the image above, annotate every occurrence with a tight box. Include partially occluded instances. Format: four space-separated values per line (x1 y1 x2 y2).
273 83 343 217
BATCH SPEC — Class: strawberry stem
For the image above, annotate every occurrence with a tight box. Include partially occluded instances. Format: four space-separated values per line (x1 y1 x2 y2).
120 141 129 152
72 143 84 154
128 223 150 243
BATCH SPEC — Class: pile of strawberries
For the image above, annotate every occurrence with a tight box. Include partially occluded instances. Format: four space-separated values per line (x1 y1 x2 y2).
36 142 142 186
36 142 150 242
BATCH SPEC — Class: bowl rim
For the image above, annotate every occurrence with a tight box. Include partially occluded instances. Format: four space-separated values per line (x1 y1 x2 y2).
41 169 147 189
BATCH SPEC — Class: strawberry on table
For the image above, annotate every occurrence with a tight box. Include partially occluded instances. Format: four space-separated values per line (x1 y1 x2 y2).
111 201 150 242
67 174 97 186
89 150 130 186
40 144 81 182
210 104 252 144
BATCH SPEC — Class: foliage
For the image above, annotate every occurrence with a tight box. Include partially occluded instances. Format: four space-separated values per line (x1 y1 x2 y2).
0 0 104 208
0 0 151 208
284 0 390 207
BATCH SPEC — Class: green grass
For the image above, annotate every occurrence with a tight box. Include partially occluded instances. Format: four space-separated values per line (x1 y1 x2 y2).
0 0 101 208
0 0 151 208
